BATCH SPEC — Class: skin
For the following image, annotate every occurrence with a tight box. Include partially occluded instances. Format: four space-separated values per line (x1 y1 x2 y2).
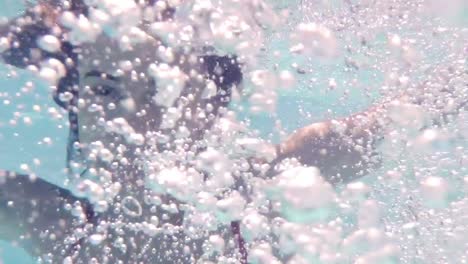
76 36 166 159
76 35 212 161
273 104 387 184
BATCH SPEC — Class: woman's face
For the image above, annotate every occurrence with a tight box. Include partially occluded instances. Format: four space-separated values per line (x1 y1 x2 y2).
75 36 206 167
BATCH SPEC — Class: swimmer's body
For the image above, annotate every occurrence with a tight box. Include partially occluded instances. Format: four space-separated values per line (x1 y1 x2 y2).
0 0 466 263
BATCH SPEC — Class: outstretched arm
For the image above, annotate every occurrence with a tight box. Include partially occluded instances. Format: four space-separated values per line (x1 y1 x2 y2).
272 102 388 184
272 90 467 184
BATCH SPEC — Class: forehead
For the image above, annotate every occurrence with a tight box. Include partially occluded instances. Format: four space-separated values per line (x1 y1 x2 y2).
77 35 163 76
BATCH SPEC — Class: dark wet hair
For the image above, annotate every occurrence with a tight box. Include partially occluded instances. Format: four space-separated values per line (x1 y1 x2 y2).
200 54 243 110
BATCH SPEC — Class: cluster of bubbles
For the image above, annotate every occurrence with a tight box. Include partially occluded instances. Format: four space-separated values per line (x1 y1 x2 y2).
1 0 467 263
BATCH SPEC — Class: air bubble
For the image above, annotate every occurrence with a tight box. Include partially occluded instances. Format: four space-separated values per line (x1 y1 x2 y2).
89 234 105 245
2 0 466 263
37 35 61 53
0 37 10 52
58 91 74 102
121 196 143 217
420 176 450 208
291 23 337 57
269 166 336 223
279 70 295 89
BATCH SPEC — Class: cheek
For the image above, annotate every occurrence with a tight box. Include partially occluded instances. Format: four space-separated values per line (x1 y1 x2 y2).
77 99 143 146
78 92 119 142
118 92 162 132
77 111 97 146
77 109 110 148
77 86 162 146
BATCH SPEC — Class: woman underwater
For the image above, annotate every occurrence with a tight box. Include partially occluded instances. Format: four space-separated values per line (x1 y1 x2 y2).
0 0 466 263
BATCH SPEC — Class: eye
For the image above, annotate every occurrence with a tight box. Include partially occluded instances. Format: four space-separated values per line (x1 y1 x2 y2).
91 84 116 96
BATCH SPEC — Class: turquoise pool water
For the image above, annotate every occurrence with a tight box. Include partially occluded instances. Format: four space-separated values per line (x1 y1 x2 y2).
0 0 467 263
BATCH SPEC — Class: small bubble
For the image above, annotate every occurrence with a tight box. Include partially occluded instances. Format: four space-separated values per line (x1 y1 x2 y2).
20 163 29 171
420 176 451 208
58 91 74 102
89 234 105 246
99 148 114 163
279 70 295 89
37 34 61 53
0 37 10 52
389 34 402 47
22 116 32 125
